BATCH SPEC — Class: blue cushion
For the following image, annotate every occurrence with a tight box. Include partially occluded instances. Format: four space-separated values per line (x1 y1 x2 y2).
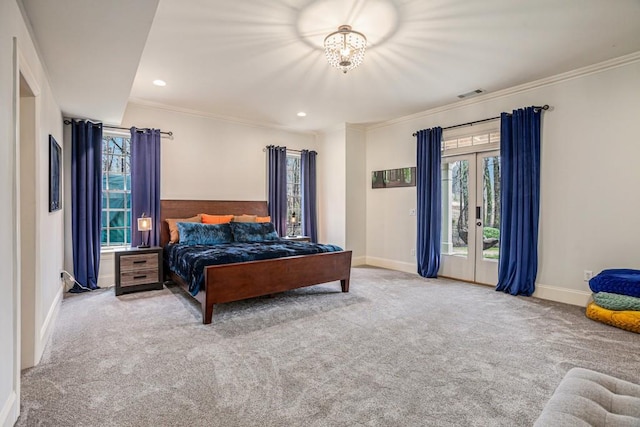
230 222 280 243
177 222 233 245
589 269 640 298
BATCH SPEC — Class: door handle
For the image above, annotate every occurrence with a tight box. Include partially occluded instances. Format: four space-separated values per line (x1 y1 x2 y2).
476 206 481 219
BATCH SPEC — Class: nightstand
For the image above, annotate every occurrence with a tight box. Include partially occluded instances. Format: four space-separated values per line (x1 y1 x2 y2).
282 236 311 243
114 246 163 296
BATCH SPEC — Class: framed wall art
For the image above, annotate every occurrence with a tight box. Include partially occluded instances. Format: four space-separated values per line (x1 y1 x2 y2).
49 134 61 212
372 167 416 189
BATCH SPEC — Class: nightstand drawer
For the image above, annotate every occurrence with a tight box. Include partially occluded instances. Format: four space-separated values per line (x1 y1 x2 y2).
114 247 163 296
120 269 159 287
120 253 158 271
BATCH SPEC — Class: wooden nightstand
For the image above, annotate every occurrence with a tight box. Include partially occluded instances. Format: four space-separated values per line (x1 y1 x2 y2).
114 246 163 296
282 236 311 243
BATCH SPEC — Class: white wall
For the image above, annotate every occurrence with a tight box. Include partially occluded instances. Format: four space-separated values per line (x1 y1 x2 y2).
365 55 640 305
345 125 366 264
317 125 346 247
1 0 64 425
122 102 317 200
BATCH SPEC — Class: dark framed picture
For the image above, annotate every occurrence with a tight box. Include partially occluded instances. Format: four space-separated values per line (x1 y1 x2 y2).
372 167 416 189
49 135 61 212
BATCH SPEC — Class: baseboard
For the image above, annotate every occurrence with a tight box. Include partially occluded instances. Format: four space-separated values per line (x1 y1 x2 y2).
40 284 62 340
363 257 591 307
98 274 115 289
0 391 18 427
35 284 63 365
351 256 366 266
365 256 417 275
533 283 591 307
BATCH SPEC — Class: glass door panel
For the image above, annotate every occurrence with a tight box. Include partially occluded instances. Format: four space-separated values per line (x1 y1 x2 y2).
440 151 500 285
474 151 500 285
481 155 500 260
440 155 475 282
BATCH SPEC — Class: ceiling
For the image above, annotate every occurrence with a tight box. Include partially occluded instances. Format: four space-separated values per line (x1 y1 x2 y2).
21 0 640 132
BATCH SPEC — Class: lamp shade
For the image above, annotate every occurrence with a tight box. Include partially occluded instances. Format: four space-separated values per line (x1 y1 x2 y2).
137 216 153 232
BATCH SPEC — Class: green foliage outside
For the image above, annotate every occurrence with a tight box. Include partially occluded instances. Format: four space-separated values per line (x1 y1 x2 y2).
483 227 500 239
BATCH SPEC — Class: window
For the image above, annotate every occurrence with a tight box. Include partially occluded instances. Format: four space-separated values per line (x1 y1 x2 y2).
286 154 301 236
101 134 131 247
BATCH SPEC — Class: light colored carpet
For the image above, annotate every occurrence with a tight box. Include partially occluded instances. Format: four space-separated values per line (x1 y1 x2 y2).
18 266 640 426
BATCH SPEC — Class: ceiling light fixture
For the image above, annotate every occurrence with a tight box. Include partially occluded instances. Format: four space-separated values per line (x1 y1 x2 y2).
152 79 167 87
297 112 307 117
324 25 367 74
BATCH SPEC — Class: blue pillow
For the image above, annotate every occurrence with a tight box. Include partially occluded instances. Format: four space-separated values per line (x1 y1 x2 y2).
177 222 233 245
230 222 280 243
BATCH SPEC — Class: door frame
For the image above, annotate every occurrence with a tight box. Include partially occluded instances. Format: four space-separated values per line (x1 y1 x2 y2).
439 149 500 285
439 153 477 282
474 150 500 285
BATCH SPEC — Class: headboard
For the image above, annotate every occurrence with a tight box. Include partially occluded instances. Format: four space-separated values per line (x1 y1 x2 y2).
160 200 269 247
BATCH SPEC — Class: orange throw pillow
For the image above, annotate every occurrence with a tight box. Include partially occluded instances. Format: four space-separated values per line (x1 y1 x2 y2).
201 214 234 224
166 214 201 243
256 216 271 223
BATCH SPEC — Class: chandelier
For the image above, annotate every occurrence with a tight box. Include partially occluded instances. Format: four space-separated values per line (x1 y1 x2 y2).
323 25 367 74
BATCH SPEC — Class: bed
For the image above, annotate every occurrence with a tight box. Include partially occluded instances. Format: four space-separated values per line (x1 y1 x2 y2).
160 200 352 324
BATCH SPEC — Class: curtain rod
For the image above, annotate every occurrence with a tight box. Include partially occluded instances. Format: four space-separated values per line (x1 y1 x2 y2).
262 146 317 155
412 105 549 137
63 119 173 137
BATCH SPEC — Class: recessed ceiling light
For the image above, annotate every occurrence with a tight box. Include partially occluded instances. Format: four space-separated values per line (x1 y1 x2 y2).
153 79 167 87
297 112 307 117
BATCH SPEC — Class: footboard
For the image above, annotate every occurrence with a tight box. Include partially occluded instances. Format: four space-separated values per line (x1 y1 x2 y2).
201 250 352 324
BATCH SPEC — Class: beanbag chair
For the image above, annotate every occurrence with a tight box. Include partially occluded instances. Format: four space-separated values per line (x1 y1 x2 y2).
593 292 640 311
585 302 640 333
589 269 640 298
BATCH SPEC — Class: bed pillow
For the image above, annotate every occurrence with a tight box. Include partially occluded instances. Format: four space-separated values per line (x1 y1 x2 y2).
231 222 280 243
233 214 258 223
177 222 233 245
166 214 201 243
256 216 271 223
201 214 234 224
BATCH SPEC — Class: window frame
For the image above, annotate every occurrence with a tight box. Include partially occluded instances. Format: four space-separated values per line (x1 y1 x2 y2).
101 131 132 249
286 153 302 236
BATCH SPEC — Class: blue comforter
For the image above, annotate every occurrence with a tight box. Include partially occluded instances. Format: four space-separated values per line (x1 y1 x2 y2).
165 241 344 295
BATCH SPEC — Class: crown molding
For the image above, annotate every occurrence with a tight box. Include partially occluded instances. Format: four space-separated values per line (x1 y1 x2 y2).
126 98 318 137
366 51 640 132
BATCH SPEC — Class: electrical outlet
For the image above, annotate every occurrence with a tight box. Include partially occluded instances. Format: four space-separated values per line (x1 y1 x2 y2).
409 208 416 216
410 248 416 256
583 270 593 282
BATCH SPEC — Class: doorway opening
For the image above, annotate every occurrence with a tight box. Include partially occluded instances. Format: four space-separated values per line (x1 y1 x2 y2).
439 125 500 285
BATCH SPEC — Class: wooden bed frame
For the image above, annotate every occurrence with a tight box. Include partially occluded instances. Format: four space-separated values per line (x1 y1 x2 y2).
160 200 352 324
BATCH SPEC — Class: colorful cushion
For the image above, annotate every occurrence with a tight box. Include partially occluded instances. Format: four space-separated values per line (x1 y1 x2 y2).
593 292 640 312
585 301 640 333
233 214 258 223
256 216 271 223
230 222 279 243
201 214 234 224
589 269 640 298
177 222 233 245
165 214 201 243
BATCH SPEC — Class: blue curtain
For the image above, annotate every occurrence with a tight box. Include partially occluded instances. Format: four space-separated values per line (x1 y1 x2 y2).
130 128 161 247
70 120 102 292
300 150 318 242
416 127 442 278
267 145 287 236
496 107 541 296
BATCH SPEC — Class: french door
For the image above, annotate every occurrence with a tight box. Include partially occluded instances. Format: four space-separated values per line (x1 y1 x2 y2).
440 150 500 285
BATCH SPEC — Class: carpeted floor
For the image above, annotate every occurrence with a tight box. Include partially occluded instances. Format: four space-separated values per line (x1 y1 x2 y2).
18 266 640 426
